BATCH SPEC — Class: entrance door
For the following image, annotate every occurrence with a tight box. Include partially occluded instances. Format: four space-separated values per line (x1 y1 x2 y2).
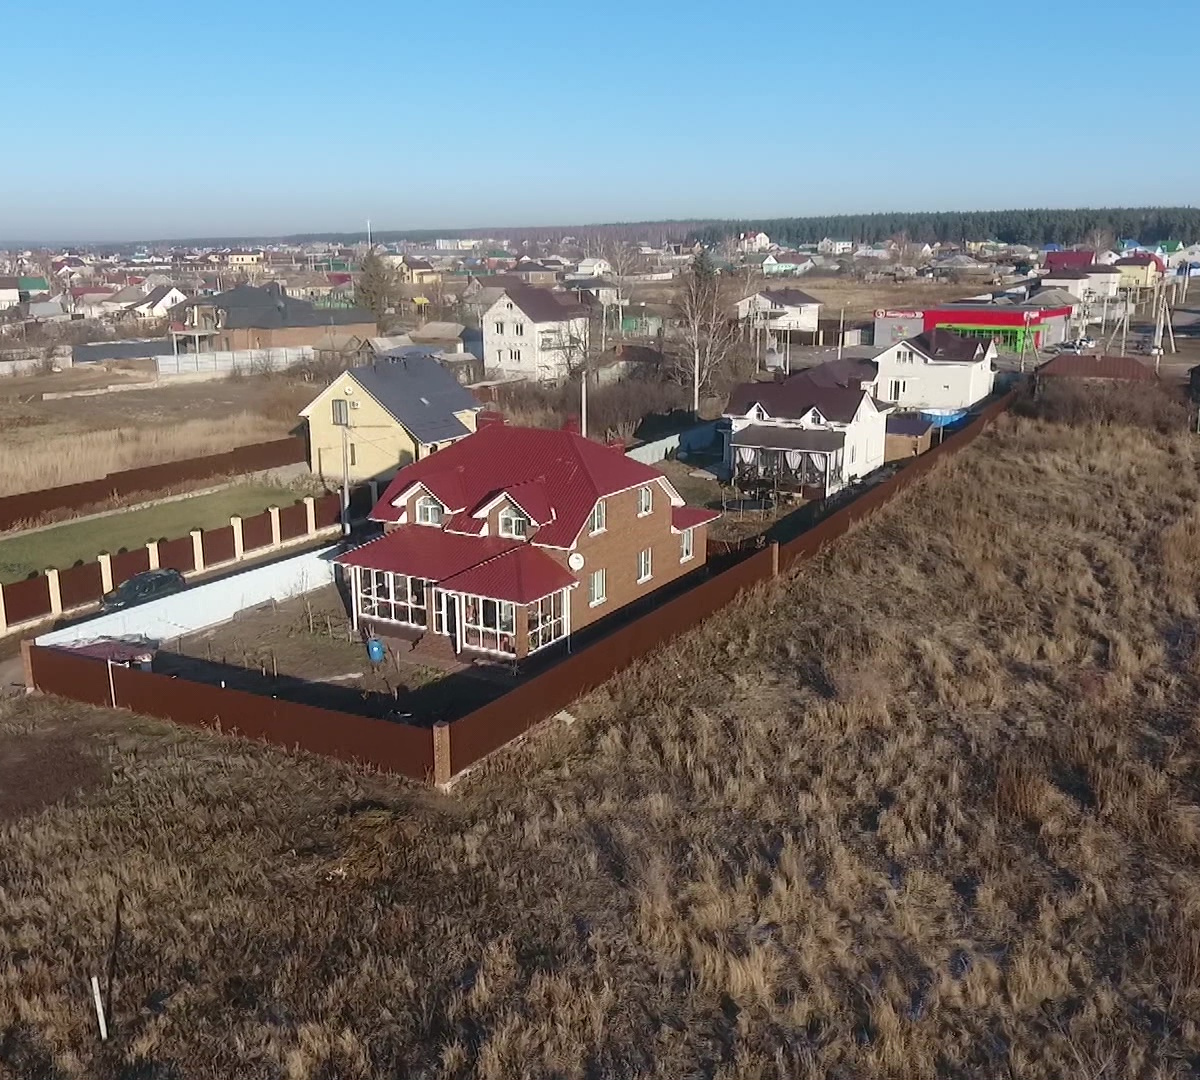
431 590 458 643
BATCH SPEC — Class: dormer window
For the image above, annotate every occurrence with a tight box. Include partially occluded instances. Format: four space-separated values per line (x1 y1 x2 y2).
415 495 444 526
498 506 530 538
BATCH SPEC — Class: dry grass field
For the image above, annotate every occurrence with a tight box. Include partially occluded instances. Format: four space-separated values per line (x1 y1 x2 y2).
6 392 1200 1078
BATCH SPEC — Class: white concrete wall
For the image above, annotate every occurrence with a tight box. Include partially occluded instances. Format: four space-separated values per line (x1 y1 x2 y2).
482 294 589 382
154 348 314 378
874 343 993 411
37 546 337 647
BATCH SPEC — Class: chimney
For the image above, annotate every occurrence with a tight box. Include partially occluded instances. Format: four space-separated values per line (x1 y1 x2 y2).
562 416 580 434
476 410 506 430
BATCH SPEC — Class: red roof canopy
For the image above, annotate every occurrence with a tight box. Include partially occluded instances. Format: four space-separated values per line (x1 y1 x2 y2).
671 506 721 532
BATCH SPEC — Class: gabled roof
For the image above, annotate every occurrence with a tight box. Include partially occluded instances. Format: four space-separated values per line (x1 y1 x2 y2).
726 360 874 424
310 354 479 445
1044 250 1095 272
498 283 588 324
185 282 374 328
371 421 680 549
1115 253 1164 268
754 288 821 308
130 285 177 309
905 329 986 363
440 545 577 604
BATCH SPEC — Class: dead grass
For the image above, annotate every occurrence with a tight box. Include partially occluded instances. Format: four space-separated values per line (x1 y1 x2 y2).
6 407 1200 1077
0 413 288 496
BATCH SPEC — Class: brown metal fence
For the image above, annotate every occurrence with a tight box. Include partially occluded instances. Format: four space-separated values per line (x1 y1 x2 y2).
157 536 196 574
4 576 52 624
27 645 435 780
0 436 306 531
240 511 274 552
279 502 309 541
110 548 151 583
58 562 104 609
202 526 236 566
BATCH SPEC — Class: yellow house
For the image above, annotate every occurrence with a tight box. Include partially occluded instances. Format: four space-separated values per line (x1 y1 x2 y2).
300 353 481 484
1113 254 1163 290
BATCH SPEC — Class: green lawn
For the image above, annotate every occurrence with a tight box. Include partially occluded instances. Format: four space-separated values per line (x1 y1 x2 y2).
0 483 306 583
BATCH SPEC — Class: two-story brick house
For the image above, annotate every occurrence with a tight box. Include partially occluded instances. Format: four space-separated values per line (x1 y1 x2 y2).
481 284 590 382
336 416 719 660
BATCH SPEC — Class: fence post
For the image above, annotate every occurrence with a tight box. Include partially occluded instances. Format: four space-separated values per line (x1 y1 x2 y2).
433 721 452 787
146 540 160 571
45 568 62 616
20 639 33 689
230 516 245 560
268 506 282 547
770 540 779 577
0 584 7 635
97 552 114 593
303 496 316 535
189 530 205 574
368 479 379 505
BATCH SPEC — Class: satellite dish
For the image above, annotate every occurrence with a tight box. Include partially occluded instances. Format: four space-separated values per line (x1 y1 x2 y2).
568 552 585 571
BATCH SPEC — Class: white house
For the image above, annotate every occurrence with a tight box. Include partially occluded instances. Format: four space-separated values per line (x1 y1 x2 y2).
867 329 996 417
575 257 612 277
126 285 187 319
482 284 590 382
0 278 20 309
817 237 855 255
735 288 822 334
1083 265 1122 299
1038 269 1090 299
723 358 889 498
737 232 771 253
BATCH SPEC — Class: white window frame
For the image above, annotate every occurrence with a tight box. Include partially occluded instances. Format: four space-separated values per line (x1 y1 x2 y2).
509 348 522 363
358 569 428 627
498 506 530 539
637 485 653 516
680 528 694 563
415 494 443 526
888 379 906 400
514 322 525 336
527 591 566 653
588 568 606 606
589 499 606 534
637 547 652 584
460 595 517 656
494 320 505 334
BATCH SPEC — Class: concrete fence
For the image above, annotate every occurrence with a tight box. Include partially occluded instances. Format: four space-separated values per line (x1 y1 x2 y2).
626 420 719 464
36 545 338 647
154 348 315 379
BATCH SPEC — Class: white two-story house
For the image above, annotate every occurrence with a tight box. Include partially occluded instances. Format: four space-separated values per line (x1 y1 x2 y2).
722 358 890 499
867 329 995 422
735 288 822 336
482 284 590 383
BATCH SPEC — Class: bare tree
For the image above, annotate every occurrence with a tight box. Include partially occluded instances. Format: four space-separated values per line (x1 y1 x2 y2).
1084 227 1115 256
600 240 646 341
354 252 398 330
672 252 739 413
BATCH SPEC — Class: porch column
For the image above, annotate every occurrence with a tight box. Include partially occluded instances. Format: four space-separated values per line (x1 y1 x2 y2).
350 565 360 632
453 594 463 654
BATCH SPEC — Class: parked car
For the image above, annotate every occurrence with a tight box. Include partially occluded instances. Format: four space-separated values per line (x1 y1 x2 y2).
100 569 187 612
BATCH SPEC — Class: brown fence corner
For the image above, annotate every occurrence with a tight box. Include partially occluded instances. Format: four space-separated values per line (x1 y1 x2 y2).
432 721 452 786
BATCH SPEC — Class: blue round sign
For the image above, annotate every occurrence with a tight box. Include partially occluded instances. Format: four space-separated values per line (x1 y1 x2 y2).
366 638 385 664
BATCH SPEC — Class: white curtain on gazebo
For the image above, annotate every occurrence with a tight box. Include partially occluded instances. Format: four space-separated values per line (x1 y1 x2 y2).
737 446 755 464
785 450 803 470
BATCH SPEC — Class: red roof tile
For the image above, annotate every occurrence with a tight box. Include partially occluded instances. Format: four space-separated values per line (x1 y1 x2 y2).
440 545 577 603
371 423 677 549
671 506 720 532
337 527 518 580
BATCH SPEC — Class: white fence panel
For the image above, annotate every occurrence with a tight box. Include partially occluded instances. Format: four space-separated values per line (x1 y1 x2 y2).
154 347 314 378
37 546 338 647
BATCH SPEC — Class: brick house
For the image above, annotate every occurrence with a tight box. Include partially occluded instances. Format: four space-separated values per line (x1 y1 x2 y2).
169 283 376 353
336 416 719 660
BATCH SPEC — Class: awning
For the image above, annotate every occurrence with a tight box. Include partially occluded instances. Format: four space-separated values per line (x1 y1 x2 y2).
731 425 844 452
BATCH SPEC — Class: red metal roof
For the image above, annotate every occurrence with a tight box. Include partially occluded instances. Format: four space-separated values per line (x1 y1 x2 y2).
440 545 577 603
1044 250 1095 273
1038 353 1156 381
337 527 518 580
371 423 675 548
671 506 721 532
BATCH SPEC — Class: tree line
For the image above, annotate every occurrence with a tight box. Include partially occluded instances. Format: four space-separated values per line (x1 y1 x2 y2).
691 207 1200 248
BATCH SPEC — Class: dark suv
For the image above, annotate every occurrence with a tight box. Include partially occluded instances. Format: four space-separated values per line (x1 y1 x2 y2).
100 569 187 612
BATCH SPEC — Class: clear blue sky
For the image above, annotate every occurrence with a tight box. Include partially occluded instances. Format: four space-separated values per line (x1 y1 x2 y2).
2 0 1196 241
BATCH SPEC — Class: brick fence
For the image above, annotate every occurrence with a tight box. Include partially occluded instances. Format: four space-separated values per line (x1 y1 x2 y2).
0 436 308 531
24 392 1016 785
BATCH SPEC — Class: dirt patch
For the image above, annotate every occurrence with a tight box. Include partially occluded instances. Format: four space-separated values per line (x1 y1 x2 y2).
0 725 107 822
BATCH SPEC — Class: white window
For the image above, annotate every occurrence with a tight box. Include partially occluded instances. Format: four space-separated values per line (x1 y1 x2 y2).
637 548 652 583
331 397 349 426
527 591 566 652
461 595 517 655
898 349 913 364
680 528 694 562
358 570 427 626
637 486 653 516
498 506 529 538
514 322 525 336
505 301 513 310
589 499 606 533
415 495 443 526
588 568 606 606
888 379 906 400
494 321 505 334
850 444 856 464
509 348 522 363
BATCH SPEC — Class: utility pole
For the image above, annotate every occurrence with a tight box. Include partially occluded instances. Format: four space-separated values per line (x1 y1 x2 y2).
580 362 588 439
836 305 846 360
341 423 351 537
